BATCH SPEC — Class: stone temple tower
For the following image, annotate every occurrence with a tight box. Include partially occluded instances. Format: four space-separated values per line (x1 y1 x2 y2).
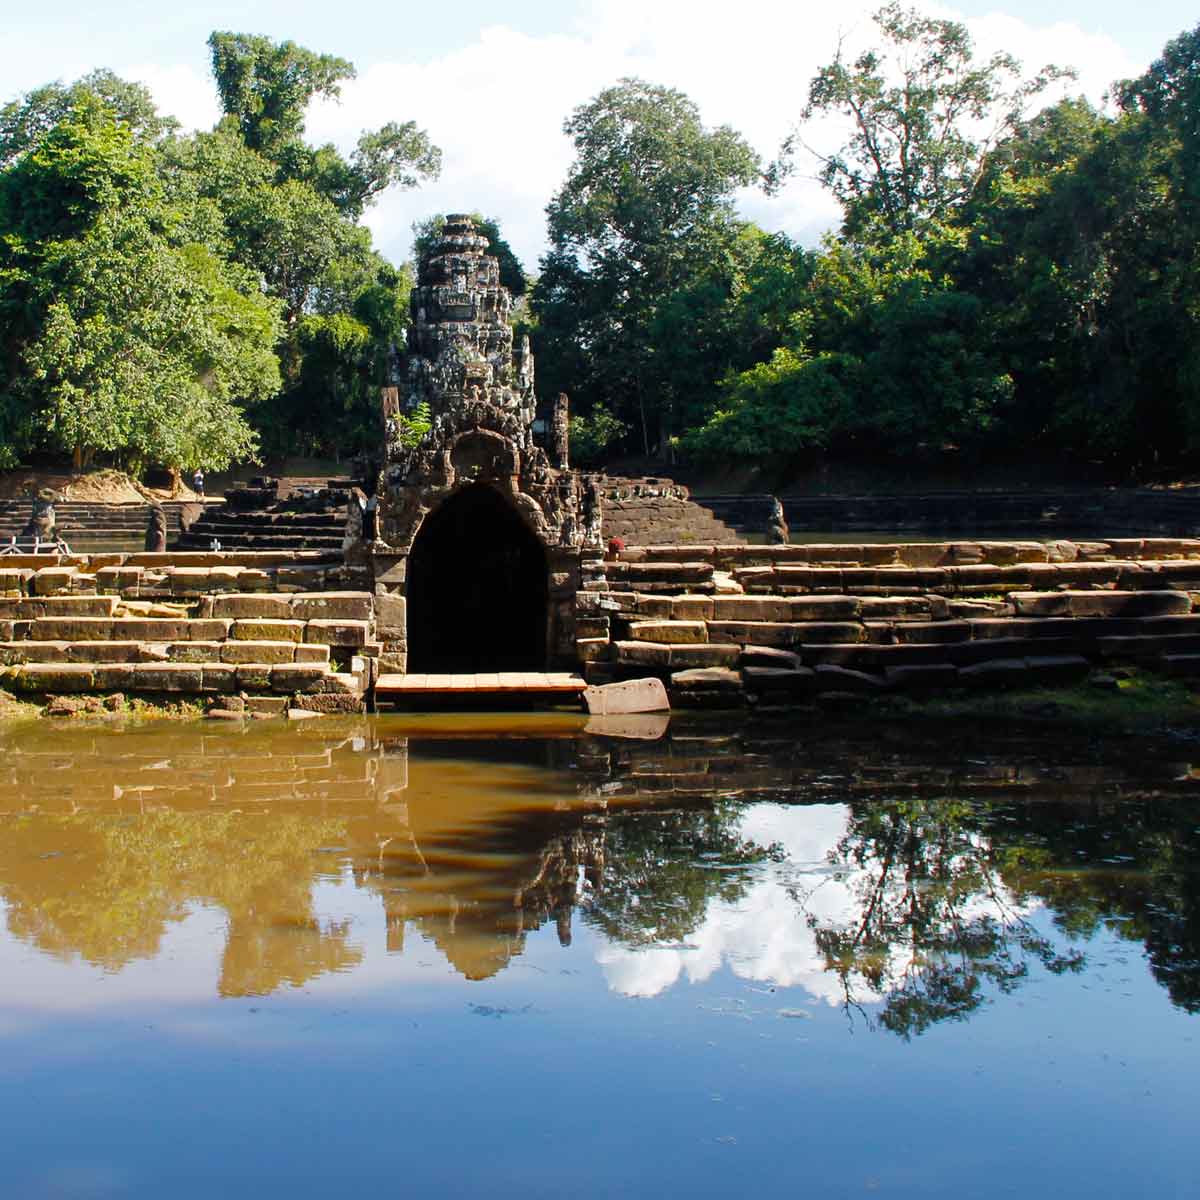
368 215 600 675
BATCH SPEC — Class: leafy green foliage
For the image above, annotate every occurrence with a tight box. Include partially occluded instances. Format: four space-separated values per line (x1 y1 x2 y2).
534 79 763 456
567 404 626 464
772 2 1071 238
0 98 279 470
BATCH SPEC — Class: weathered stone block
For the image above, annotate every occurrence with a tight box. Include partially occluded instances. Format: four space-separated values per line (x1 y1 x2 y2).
740 645 805 670
236 569 274 592
304 619 369 647
220 640 296 665
233 619 304 643
0 569 34 593
1008 592 1075 619
320 672 363 695
670 667 742 691
613 640 671 667
374 592 406 637
669 643 741 668
166 641 223 663
712 595 793 622
31 595 117 617
61 638 139 667
1069 590 1191 618
133 663 203 692
291 592 373 621
743 665 816 692
31 617 115 642
11 662 95 691
634 595 673 618
202 664 238 693
889 620 973 645
91 663 135 690
789 596 862 620
212 593 293 620
671 594 714 620
32 567 78 596
295 643 330 663
576 637 610 663
292 693 366 714
235 664 273 690
628 620 707 644
271 663 329 693
858 596 950 621
575 617 610 639
166 567 216 594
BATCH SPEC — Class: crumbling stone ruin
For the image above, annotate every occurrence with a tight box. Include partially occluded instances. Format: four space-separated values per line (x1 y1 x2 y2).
367 215 602 673
144 504 168 552
19 489 58 544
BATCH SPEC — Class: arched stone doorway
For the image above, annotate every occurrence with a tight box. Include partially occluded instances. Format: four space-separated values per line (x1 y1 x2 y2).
406 484 549 673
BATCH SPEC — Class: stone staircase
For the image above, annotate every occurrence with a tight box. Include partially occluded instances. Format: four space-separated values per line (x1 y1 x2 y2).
690 494 779 539
0 553 376 713
0 500 207 552
599 477 744 546
176 477 352 551
575 536 1200 703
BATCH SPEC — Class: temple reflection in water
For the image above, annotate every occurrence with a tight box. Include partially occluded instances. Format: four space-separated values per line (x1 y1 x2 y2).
1 716 1199 1028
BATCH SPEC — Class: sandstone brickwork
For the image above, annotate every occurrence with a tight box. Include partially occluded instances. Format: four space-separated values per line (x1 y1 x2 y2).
576 537 1200 707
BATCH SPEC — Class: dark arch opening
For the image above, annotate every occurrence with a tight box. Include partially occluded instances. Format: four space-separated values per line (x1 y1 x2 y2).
407 484 548 674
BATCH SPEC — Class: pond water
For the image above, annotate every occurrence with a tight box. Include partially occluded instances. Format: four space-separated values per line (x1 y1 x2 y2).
0 713 1196 1198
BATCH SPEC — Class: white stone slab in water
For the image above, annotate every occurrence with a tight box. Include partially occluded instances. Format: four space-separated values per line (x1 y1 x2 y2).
583 677 669 715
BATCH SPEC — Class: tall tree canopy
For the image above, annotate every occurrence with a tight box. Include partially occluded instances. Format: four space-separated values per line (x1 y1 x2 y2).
771 3 1070 239
533 78 767 456
0 95 279 471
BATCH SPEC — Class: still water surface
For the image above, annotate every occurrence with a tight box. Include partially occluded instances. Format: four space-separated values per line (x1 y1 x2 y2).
0 713 1196 1198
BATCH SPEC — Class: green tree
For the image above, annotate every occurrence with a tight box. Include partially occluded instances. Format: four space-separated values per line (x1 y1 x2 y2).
0 98 280 472
534 79 761 456
772 3 1070 239
684 231 1008 462
207 31 441 218
188 32 440 457
0 69 177 167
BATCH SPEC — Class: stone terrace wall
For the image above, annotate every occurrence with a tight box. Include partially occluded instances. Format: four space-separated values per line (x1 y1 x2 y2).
574 538 1200 707
598 477 744 546
0 551 378 713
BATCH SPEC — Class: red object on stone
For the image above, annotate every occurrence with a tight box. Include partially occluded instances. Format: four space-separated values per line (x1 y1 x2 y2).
606 536 625 560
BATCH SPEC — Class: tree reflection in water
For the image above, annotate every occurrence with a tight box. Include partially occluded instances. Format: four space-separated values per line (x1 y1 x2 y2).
0 719 1197 1027
798 796 1084 1037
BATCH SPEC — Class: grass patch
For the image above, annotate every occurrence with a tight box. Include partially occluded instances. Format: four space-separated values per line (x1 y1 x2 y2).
871 668 1200 734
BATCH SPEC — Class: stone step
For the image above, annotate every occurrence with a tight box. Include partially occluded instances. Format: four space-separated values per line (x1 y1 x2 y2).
1 658 359 694
0 639 330 665
28 617 233 641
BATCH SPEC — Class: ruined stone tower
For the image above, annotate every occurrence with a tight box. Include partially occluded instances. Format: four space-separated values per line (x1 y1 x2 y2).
368 215 599 675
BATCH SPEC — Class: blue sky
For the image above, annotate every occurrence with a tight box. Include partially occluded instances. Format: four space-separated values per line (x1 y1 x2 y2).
4 1 1195 265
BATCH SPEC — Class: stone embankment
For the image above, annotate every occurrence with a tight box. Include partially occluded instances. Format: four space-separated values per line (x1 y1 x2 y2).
598 478 743 546
0 551 377 714
175 477 350 551
0 500 207 551
693 489 1200 539
574 538 1200 707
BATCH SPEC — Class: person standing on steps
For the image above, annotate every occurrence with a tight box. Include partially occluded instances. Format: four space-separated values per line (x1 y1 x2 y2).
192 468 205 497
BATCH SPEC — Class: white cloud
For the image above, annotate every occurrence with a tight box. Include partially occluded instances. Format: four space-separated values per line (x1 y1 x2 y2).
125 2 1138 269
595 802 1037 1008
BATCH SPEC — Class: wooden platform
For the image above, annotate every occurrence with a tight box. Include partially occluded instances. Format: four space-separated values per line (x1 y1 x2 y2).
375 672 588 698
